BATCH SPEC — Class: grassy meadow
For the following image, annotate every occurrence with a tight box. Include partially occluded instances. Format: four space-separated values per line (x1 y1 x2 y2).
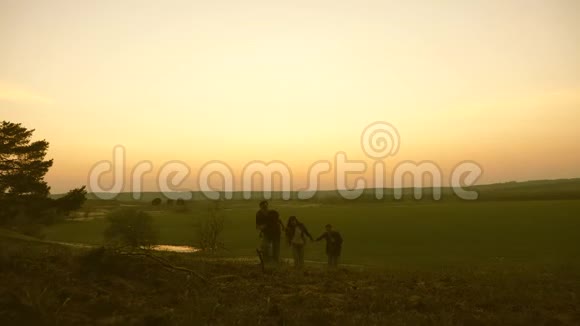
43 197 580 268
4 182 580 324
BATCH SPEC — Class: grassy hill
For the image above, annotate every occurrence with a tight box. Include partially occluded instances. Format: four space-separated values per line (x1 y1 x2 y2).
19 178 579 324
1 231 579 325
54 178 580 203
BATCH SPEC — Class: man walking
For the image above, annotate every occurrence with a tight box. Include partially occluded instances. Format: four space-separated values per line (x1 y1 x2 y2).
255 200 284 263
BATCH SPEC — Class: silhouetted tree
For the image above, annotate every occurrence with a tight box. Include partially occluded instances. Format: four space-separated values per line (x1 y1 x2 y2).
197 200 225 252
56 186 87 216
0 121 86 227
0 121 52 199
151 198 162 206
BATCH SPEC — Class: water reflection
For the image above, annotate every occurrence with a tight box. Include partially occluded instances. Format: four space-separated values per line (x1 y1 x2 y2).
53 241 200 253
152 245 199 253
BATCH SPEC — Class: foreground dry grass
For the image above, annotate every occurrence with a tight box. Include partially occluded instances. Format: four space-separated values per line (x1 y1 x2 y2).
1 236 579 325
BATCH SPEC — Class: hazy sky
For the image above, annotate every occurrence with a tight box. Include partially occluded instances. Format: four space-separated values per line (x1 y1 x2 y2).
1 0 579 193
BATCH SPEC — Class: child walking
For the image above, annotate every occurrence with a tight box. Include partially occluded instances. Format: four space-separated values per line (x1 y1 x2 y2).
316 224 343 268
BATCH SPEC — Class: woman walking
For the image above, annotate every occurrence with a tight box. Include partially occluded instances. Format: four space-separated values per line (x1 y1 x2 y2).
285 216 314 269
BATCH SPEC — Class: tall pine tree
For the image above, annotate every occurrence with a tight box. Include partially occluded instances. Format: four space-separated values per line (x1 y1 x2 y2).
0 121 53 198
0 121 86 226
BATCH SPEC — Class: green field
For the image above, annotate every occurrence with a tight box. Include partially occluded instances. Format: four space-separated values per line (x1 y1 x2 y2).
44 199 580 268
6 192 580 325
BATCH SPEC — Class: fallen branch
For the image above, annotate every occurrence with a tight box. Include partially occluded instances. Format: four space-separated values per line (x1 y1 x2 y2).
211 274 243 281
120 250 208 283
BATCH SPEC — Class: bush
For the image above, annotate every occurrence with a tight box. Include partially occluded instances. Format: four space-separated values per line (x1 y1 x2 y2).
173 198 189 213
14 222 46 239
197 201 225 252
103 208 158 249
10 212 47 239
151 198 162 206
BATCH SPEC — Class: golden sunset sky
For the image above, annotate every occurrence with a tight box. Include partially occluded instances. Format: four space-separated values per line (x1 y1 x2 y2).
1 0 579 193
